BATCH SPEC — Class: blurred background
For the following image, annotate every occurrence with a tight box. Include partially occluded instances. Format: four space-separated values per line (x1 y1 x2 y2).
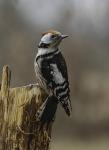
1 0 109 149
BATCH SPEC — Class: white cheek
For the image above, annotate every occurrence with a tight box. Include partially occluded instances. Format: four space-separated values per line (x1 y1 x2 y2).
37 47 57 56
41 33 51 43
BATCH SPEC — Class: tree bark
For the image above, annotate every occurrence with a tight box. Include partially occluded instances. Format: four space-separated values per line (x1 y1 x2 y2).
0 66 52 150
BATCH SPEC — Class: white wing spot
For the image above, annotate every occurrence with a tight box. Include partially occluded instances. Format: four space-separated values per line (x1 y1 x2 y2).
51 64 65 84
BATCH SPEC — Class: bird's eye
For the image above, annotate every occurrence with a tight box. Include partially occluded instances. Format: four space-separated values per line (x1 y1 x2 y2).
51 34 56 38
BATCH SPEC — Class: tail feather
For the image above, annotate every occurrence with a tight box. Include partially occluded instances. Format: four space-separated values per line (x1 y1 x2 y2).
36 96 58 126
61 98 72 116
62 103 71 116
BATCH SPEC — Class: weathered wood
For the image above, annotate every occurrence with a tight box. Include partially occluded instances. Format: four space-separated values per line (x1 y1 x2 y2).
0 66 52 150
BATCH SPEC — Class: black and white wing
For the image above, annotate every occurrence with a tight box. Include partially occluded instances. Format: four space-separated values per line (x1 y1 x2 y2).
50 52 72 116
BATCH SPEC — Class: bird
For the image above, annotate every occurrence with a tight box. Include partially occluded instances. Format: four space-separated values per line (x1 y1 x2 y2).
34 30 72 126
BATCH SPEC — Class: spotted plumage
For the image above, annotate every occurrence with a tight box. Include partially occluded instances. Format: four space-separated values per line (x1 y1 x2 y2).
34 30 72 124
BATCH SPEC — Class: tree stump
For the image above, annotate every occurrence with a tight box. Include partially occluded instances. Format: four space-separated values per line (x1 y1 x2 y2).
0 66 52 150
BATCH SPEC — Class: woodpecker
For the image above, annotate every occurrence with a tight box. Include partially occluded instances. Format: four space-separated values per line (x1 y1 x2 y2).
34 30 72 125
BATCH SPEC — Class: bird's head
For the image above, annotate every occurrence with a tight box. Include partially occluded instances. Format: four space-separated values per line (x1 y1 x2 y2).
38 30 68 48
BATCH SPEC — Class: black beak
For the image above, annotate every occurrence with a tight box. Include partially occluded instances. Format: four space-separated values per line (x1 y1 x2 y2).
61 34 69 39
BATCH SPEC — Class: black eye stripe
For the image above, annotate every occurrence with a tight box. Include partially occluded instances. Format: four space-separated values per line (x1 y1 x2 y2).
51 34 57 38
38 43 50 48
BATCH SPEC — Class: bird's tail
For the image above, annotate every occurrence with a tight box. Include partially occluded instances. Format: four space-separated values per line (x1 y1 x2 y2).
36 95 58 127
61 98 72 117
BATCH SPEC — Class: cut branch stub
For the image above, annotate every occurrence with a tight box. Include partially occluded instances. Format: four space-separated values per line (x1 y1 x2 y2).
1 65 11 122
1 65 11 96
0 65 52 150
